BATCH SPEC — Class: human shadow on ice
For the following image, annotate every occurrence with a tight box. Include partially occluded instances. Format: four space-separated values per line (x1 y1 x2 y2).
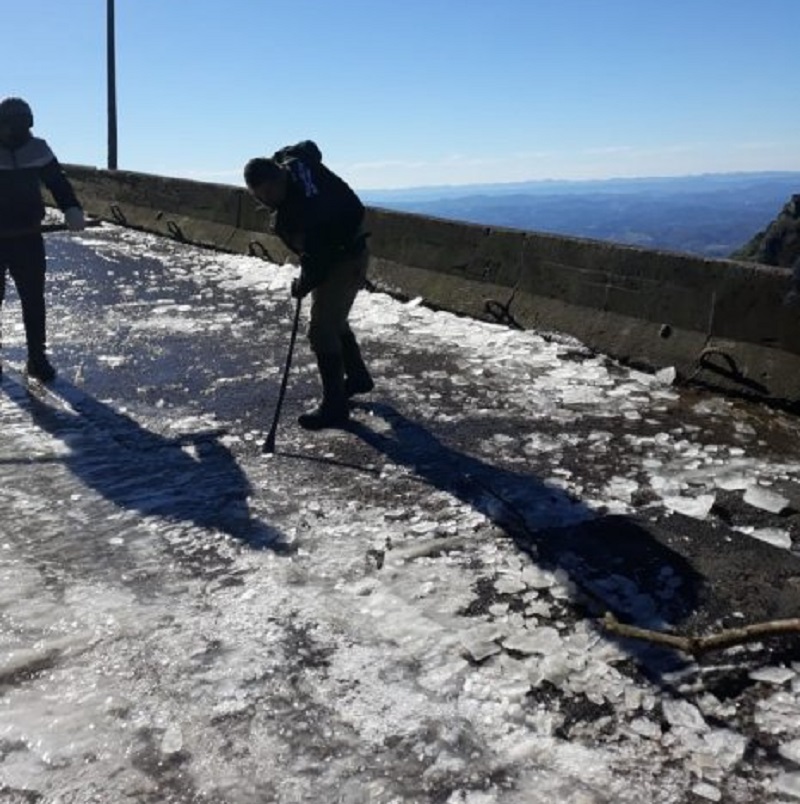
350 401 704 635
3 375 291 554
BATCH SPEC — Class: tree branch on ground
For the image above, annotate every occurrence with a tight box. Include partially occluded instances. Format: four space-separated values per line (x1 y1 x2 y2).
601 612 800 656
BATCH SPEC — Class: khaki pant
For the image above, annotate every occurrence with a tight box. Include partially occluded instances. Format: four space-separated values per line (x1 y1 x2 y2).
308 247 369 355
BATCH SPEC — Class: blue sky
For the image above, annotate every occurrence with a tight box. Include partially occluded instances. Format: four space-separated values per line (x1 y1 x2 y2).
5 0 800 190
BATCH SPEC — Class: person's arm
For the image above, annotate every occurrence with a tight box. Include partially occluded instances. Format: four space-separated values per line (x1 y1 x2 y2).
39 156 85 230
290 163 364 297
292 251 333 298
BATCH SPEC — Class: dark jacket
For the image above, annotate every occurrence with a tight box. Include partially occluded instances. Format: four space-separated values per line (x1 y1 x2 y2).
272 141 366 291
0 136 80 235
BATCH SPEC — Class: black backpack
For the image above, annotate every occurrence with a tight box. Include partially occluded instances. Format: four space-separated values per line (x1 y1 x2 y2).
272 140 322 167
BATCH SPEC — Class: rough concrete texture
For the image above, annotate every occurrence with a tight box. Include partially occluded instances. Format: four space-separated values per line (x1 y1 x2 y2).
55 165 800 405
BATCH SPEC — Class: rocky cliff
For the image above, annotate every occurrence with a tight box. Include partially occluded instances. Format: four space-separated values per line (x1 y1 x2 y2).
732 193 800 267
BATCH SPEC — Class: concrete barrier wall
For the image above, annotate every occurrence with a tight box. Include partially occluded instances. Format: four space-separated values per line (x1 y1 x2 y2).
55 165 800 405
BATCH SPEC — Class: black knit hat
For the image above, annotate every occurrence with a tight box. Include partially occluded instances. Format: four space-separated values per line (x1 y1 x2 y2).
0 97 34 128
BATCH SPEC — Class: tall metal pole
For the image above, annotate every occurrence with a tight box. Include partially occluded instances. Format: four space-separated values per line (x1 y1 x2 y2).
107 0 118 169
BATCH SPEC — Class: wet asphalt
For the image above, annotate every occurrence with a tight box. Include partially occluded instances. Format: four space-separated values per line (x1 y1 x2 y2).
2 223 800 802
13 223 798 627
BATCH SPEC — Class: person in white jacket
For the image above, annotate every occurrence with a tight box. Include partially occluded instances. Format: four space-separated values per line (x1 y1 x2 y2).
0 96 85 381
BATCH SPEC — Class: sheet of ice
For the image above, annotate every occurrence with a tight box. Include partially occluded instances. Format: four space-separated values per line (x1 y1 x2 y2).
780 738 800 766
1 225 799 802
737 526 793 550
662 493 716 519
750 667 797 685
743 484 790 514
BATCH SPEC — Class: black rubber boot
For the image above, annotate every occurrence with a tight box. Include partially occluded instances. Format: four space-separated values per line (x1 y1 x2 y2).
27 353 56 382
341 328 374 398
298 352 349 430
24 301 54 381
22 292 51 380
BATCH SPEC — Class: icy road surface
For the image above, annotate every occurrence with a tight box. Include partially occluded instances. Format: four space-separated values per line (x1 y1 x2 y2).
2 223 800 803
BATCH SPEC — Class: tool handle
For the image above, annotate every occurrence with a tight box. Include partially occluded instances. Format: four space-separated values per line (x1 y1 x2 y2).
263 295 303 454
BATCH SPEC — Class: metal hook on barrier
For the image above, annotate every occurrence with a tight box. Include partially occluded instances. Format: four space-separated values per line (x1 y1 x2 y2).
166 220 185 241
109 204 126 224
686 346 768 395
698 347 740 377
248 240 274 261
484 297 523 330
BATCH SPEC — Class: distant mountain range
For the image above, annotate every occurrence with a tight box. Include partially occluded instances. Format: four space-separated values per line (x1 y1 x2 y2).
360 172 800 259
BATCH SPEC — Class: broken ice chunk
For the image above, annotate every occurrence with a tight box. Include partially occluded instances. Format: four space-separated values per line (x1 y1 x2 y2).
661 698 707 732
749 666 796 685
655 366 677 385
161 723 183 755
691 782 721 802
780 739 800 767
662 494 716 519
537 652 573 685
561 387 603 405
746 528 792 550
461 639 501 663
716 473 752 491
503 627 562 656
743 485 789 514
773 772 800 800
520 566 556 590
629 717 662 740
604 477 640 503
495 577 527 595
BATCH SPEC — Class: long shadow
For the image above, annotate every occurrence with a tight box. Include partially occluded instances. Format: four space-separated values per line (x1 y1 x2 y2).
2 374 291 553
348 402 705 639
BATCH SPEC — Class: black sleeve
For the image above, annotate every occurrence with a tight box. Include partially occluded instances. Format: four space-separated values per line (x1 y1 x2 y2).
284 158 364 291
298 251 333 292
39 158 81 212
